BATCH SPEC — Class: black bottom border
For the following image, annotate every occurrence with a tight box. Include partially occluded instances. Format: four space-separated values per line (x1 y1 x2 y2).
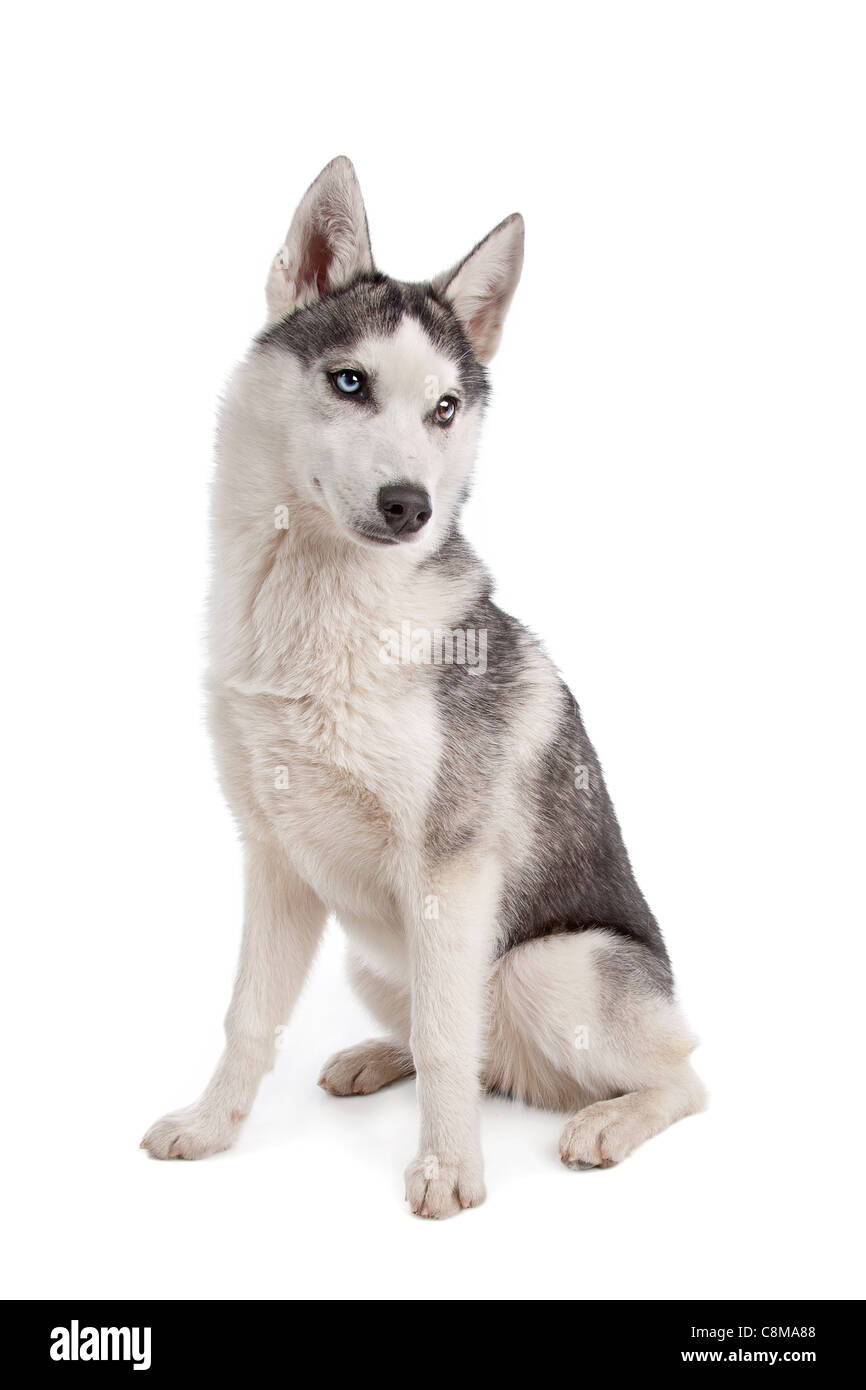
1 1298 856 1375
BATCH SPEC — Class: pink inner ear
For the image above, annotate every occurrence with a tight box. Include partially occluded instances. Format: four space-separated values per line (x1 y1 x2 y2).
469 296 504 353
470 307 492 340
298 226 334 296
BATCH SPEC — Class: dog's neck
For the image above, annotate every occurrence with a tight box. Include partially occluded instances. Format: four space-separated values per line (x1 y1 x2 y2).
209 476 485 698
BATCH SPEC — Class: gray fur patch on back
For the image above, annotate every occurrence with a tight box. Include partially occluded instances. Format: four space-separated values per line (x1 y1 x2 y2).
421 535 673 994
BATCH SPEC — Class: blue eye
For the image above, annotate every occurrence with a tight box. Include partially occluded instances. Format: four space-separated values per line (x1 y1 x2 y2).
332 369 364 395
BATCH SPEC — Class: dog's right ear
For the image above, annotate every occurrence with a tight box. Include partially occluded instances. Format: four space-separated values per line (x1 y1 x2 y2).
265 156 374 323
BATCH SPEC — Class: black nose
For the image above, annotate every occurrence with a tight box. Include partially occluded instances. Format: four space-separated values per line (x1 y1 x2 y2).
377 485 432 537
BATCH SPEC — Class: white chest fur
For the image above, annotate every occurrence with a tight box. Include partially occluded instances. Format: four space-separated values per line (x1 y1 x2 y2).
209 517 464 976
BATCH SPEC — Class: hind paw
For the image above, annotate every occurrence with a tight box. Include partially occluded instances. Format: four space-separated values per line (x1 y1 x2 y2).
559 1097 649 1169
317 1038 414 1096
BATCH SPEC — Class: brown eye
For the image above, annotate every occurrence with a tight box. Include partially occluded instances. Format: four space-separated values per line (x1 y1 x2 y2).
435 395 457 426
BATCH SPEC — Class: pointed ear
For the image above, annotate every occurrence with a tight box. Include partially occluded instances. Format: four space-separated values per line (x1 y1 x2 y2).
435 213 524 363
265 156 374 323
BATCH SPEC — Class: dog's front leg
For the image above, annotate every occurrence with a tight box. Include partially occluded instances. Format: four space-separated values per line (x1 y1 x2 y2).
404 853 501 1218
142 839 326 1160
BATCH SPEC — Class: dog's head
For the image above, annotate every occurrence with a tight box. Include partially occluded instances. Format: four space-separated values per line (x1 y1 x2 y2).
249 156 523 554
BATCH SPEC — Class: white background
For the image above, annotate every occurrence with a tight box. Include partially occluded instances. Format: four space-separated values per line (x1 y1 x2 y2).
2 2 863 1301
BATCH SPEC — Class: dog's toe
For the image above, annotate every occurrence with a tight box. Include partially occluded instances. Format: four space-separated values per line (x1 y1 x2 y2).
559 1099 646 1169
317 1038 414 1096
140 1105 240 1161
404 1153 486 1219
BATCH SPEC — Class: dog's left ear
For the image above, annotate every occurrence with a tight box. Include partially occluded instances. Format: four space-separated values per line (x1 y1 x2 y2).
435 213 524 363
265 156 374 322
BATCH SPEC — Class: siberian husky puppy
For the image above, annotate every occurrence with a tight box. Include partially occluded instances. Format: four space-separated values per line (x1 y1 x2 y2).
142 157 706 1217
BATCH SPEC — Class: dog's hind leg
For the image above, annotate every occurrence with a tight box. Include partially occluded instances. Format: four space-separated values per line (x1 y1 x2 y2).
317 953 415 1096
486 929 706 1167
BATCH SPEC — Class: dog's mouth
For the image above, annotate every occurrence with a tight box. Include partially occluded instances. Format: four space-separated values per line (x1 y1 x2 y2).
349 523 399 547
312 480 431 550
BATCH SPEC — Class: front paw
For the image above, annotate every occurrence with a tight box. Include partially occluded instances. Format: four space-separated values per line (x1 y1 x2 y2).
140 1103 243 1160
404 1152 486 1219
